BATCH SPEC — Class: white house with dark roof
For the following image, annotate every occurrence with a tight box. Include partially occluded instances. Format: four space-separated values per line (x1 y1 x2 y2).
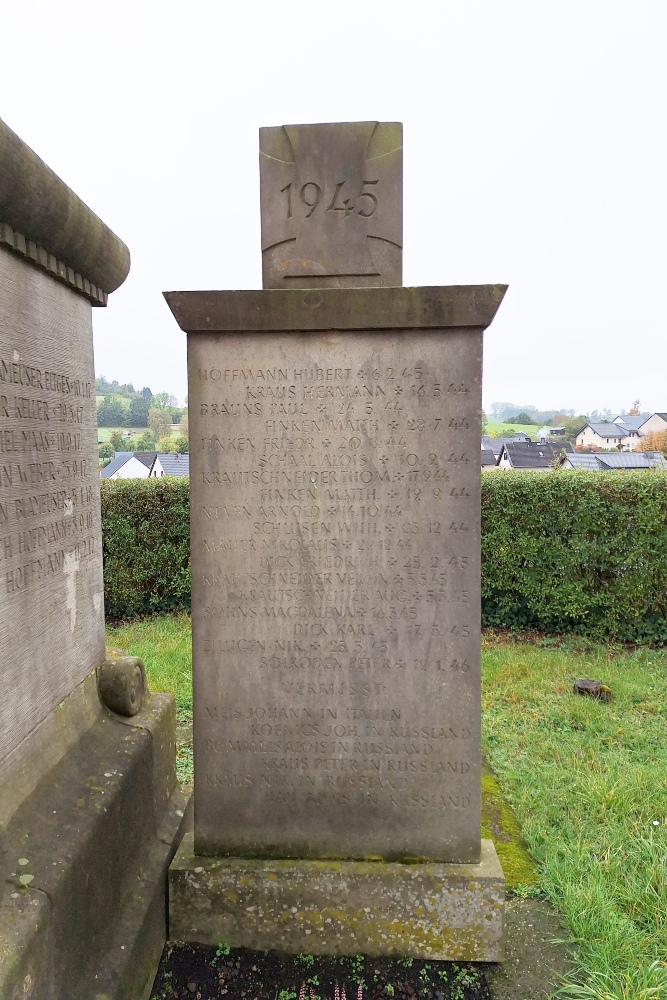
561 452 601 471
638 413 667 436
100 451 156 479
574 422 640 451
149 453 190 477
498 440 573 471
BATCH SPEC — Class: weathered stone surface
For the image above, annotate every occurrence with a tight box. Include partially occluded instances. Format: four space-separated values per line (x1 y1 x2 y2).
0 693 189 1000
0 245 105 788
170 834 504 961
165 284 507 332
99 647 148 717
0 669 102 834
166 122 506 959
0 117 130 295
260 122 402 289
180 306 499 863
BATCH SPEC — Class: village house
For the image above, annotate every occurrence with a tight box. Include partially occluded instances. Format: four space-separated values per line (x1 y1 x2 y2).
481 433 530 461
498 440 573 471
149 453 190 477
100 451 156 479
638 412 667 436
574 422 640 451
562 451 667 471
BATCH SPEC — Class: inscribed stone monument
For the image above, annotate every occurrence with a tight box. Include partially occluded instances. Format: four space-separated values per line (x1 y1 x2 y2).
0 117 187 999
167 121 506 960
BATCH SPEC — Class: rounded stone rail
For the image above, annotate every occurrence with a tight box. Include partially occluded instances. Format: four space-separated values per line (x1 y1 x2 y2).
0 117 130 303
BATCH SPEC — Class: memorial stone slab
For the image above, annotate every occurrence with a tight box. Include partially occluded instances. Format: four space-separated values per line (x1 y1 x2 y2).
181 295 490 862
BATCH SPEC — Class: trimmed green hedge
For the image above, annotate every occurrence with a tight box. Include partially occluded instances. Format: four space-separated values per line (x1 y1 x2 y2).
101 472 667 641
101 479 190 619
481 471 667 642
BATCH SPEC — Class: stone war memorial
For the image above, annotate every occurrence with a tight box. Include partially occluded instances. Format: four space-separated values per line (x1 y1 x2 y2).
0 118 187 998
166 122 507 960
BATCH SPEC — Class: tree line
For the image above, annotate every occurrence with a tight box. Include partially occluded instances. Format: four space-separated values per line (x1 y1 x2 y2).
96 377 189 461
95 378 186 428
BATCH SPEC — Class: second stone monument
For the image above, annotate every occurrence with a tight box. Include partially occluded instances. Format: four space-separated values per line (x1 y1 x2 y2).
167 121 506 960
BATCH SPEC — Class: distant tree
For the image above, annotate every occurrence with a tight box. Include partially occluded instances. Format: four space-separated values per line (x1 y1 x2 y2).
552 413 568 426
152 392 170 409
562 415 589 441
109 430 125 451
505 412 534 425
637 430 667 456
179 412 189 438
129 396 150 427
97 395 127 426
167 394 179 408
148 407 172 441
140 386 153 402
175 436 189 454
629 400 642 416
136 430 156 451
157 435 178 454
98 442 114 461
480 410 487 437
490 402 516 420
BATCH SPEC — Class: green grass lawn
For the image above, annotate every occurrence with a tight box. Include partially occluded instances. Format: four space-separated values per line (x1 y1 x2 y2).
97 426 157 444
97 427 180 447
484 421 538 437
106 617 667 999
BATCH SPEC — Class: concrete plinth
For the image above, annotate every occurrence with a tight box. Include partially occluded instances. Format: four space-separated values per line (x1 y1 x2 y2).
169 836 504 962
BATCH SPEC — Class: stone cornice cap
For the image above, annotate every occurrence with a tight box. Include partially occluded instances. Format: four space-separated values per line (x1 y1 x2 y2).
0 118 130 304
164 285 508 333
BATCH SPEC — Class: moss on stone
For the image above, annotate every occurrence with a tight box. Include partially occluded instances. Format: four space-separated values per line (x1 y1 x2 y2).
481 765 539 891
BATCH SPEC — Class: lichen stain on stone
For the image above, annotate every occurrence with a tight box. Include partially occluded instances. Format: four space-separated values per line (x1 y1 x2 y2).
481 766 538 890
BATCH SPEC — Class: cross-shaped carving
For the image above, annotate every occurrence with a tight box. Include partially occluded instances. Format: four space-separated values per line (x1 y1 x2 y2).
260 121 402 288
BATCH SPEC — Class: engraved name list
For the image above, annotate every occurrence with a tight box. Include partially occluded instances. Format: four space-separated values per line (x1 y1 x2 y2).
189 330 482 862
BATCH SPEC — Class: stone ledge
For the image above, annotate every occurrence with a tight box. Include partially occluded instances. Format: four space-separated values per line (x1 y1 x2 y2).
169 836 504 962
0 117 130 296
0 695 188 999
164 284 508 333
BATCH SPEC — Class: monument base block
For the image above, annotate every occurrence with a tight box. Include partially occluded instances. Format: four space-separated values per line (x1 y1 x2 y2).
0 687 190 1000
169 837 504 962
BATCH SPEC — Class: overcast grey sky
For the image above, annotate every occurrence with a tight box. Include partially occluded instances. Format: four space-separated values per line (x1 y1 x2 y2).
3 1 665 415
